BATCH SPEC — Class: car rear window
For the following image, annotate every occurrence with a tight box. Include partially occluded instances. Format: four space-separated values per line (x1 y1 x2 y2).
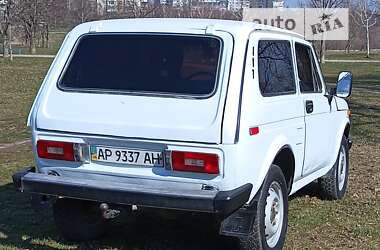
59 34 221 97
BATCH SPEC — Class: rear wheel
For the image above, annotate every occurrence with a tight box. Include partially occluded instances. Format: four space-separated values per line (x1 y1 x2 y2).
319 135 349 200
53 198 107 241
239 165 288 250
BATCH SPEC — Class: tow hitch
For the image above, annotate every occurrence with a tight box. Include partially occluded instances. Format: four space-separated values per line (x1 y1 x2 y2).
99 203 121 220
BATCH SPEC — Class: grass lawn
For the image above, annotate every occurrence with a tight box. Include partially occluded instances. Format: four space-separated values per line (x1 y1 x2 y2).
0 58 53 144
0 57 379 249
325 51 380 61
322 62 380 144
9 32 67 56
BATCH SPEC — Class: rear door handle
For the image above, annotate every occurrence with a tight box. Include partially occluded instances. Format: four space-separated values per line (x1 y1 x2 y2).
305 100 314 114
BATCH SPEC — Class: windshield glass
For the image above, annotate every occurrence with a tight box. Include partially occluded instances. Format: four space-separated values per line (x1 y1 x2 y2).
59 34 221 97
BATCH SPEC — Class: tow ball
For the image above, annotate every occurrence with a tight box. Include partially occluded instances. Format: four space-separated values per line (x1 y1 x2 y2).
99 203 121 219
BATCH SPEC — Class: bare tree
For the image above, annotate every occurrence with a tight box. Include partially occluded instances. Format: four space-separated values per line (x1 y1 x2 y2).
43 0 67 29
344 1 355 53
0 0 15 59
352 0 378 58
69 0 97 24
15 0 49 54
309 0 344 8
345 9 361 53
124 0 158 18
308 0 345 63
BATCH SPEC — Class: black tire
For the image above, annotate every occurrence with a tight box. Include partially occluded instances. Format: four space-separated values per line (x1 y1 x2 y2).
238 165 288 250
318 135 349 200
53 198 106 241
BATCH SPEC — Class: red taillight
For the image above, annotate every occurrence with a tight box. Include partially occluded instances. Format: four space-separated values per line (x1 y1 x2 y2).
37 140 75 161
171 151 219 174
249 127 259 136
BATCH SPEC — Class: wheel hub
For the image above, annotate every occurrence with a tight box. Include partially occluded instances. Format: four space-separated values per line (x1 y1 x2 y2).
265 181 284 248
338 145 347 191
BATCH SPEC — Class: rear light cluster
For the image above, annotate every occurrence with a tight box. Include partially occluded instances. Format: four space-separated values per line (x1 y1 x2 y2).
37 140 88 162
37 140 219 174
170 151 219 174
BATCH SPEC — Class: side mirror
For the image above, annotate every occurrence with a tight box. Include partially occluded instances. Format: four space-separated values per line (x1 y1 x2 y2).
336 71 353 98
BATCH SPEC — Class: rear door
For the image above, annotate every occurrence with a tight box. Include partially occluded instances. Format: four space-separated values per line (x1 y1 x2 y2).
36 31 233 144
294 41 333 175
239 32 306 183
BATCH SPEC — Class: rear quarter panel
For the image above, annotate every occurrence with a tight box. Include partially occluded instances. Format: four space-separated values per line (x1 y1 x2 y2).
230 33 306 200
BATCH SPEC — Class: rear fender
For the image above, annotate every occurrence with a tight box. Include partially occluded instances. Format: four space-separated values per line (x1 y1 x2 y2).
250 135 290 201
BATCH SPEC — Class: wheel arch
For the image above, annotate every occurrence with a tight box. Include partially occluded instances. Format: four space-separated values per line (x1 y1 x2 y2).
334 120 350 159
252 139 296 200
272 145 296 194
324 120 350 176
344 123 350 139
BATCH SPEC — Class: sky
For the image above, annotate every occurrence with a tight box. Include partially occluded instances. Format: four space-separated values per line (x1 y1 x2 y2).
285 0 303 7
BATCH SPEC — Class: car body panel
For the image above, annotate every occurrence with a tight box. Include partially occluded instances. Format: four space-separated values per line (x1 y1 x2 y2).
34 30 234 144
25 19 350 206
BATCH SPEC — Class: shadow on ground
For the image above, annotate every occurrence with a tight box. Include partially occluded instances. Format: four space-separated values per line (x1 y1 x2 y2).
0 183 57 250
0 182 241 250
0 179 323 250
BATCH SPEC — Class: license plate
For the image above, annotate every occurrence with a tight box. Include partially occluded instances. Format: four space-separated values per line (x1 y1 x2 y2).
90 146 163 167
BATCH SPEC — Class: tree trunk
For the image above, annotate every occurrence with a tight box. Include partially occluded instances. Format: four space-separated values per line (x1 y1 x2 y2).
345 37 352 54
30 36 36 54
81 0 85 23
366 20 370 58
320 31 326 64
46 25 49 49
321 39 326 63
9 25 13 61
2 38 9 58
318 40 326 64
30 0 38 54
2 25 10 58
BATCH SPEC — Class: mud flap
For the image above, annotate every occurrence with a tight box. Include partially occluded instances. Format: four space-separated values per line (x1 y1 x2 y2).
219 199 258 238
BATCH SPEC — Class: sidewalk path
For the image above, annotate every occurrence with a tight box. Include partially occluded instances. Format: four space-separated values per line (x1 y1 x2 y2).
0 139 31 150
325 59 380 63
11 54 55 58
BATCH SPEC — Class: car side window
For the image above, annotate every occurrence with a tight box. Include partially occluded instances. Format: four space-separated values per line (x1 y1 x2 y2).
310 50 323 91
258 40 296 96
295 43 322 93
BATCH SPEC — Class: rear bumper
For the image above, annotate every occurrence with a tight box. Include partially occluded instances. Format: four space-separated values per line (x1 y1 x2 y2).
12 167 252 215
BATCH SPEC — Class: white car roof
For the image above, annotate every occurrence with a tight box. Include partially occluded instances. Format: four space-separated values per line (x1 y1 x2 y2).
71 18 304 40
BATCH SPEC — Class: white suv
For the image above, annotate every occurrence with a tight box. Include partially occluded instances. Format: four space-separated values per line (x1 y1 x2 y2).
13 19 353 249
